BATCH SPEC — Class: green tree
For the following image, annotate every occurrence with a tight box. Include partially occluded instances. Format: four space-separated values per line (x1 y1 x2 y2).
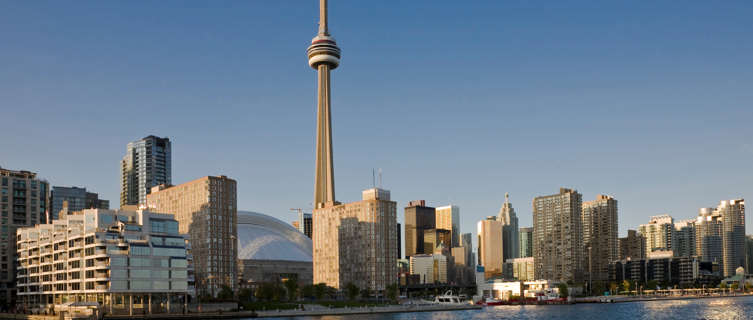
646 280 658 291
386 284 399 302
609 282 618 295
592 282 606 296
621 280 631 293
360 287 372 300
745 283 752 292
719 282 728 289
217 285 234 300
302 284 315 299
731 283 739 291
284 278 299 301
345 282 359 301
238 288 254 302
314 283 328 300
557 283 569 299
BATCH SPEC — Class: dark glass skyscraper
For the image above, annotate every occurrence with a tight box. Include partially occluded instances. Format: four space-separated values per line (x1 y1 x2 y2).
120 135 171 206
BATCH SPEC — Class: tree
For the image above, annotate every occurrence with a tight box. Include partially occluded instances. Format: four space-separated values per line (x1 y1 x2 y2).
217 285 234 301
314 283 327 300
360 287 372 300
302 284 315 300
621 280 631 293
646 280 658 291
609 282 618 295
345 282 359 301
745 283 752 292
284 278 299 301
592 282 606 296
731 283 739 291
557 283 569 299
386 284 399 303
238 288 254 302
719 282 728 289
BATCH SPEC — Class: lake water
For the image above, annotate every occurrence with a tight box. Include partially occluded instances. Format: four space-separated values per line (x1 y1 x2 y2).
263 295 753 320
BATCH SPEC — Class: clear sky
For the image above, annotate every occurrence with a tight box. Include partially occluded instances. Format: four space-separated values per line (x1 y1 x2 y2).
2 1 752 249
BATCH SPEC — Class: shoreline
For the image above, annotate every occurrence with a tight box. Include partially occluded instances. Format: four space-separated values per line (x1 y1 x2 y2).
583 292 753 304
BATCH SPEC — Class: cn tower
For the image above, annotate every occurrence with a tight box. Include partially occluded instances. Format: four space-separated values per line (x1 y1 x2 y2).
308 0 340 209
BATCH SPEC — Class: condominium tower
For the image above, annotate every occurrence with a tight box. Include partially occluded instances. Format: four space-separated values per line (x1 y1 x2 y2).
498 193 519 261
533 188 584 283
639 215 674 258
51 186 109 220
312 188 398 292
695 207 723 264
146 176 237 296
436 205 460 247
0 167 49 304
16 209 193 315
404 200 435 258
582 195 618 283
619 229 646 260
120 136 171 206
673 219 696 258
719 199 745 277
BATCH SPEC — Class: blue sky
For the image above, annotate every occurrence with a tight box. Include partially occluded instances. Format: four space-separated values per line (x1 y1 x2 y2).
2 1 752 247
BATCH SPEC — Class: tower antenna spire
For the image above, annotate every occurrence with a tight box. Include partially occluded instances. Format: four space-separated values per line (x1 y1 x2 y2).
319 0 328 35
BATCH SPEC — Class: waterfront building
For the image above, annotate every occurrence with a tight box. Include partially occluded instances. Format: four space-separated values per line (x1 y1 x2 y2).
312 188 398 292
498 193 519 261
146 176 237 297
0 167 49 304
508 257 535 281
639 215 674 258
436 205 460 247
51 186 109 220
674 219 696 258
461 233 475 267
477 217 503 279
533 188 584 283
423 229 451 254
619 229 646 261
695 207 723 265
16 209 193 315
519 227 533 258
236 211 313 289
404 200 435 258
746 235 753 275
609 256 719 288
120 135 171 206
582 194 618 283
719 199 745 277
477 279 568 301
409 254 447 284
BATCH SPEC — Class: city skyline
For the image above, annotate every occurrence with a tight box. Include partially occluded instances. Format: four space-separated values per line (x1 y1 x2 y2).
2 0 753 248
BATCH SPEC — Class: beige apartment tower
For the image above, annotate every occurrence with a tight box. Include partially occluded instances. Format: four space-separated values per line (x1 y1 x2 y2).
533 188 584 283
582 195 618 283
312 188 398 292
146 176 237 297
477 217 504 279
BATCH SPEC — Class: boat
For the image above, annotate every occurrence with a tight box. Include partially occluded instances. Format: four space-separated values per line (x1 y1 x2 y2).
434 290 465 304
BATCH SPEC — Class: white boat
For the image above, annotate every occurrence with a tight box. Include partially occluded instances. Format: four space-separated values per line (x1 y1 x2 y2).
433 290 465 304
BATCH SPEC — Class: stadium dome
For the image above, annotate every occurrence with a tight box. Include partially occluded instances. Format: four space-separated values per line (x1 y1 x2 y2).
236 210 312 262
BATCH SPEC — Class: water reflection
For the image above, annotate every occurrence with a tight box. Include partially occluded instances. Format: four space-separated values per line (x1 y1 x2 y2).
263 295 753 320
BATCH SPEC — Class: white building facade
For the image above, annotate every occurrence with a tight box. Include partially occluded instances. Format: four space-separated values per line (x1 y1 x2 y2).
16 209 193 315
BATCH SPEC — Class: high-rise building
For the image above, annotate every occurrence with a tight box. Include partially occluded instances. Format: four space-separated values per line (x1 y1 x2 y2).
16 209 193 315
619 229 646 260
423 229 451 254
674 219 696 258
297 212 313 239
639 215 674 258
695 207 723 264
519 227 533 258
461 233 474 267
533 188 583 283
397 223 401 260
498 193 519 261
436 205 460 247
582 194 618 283
409 254 447 284
404 200 435 258
477 217 503 279
719 199 745 277
508 257 535 281
146 176 237 296
312 188 397 292
0 167 49 304
51 186 109 220
745 235 753 275
120 135 171 206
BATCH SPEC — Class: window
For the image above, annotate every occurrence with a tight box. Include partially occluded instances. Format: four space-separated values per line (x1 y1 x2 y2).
130 280 151 290
110 280 127 290
171 281 187 290
170 258 187 268
129 245 150 256
171 270 187 279
110 256 127 267
153 247 185 257
130 269 151 278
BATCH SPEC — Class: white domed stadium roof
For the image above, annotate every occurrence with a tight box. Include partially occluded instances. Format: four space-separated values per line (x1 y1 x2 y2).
236 210 312 262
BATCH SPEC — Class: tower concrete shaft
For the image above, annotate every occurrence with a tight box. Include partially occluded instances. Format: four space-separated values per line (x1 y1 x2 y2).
308 0 340 208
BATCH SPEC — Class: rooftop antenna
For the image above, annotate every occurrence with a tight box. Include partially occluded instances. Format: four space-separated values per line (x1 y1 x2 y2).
378 168 383 188
372 168 376 188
